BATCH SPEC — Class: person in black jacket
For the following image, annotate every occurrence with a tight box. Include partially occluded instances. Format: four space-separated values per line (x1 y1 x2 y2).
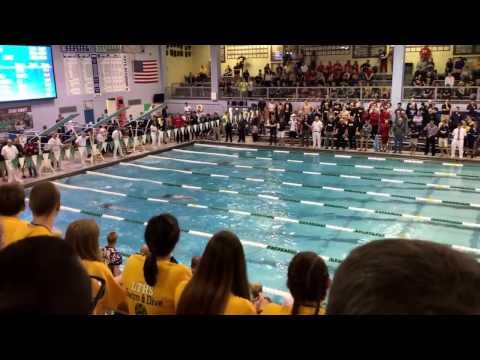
225 119 233 143
336 119 348 150
237 117 246 143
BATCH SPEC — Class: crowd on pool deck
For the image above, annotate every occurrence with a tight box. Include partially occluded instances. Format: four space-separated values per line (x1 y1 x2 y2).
1 98 480 183
1 180 480 315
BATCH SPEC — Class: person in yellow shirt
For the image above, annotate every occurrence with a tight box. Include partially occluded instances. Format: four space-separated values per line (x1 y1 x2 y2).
26 181 62 238
122 213 191 315
175 230 256 315
0 183 30 247
65 219 127 315
262 252 330 315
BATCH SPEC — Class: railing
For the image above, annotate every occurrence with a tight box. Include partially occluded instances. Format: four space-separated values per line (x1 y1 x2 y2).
403 86 480 102
168 85 392 101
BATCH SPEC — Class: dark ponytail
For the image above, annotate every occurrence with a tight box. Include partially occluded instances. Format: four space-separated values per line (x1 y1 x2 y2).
287 252 329 315
143 213 180 287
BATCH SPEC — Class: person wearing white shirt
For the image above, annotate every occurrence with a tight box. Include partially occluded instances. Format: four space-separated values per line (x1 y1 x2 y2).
451 123 467 159
75 133 88 165
47 133 63 169
150 123 158 147
312 116 323 149
112 128 124 158
1 140 19 183
96 127 107 153
444 73 455 87
288 114 298 146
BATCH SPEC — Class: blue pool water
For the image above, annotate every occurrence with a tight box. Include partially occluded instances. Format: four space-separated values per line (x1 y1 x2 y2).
22 143 480 294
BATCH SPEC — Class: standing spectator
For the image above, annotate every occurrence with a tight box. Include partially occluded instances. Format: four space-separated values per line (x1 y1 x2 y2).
224 117 233 143
347 117 357 150
379 50 388 73
312 116 323 149
424 120 439 156
465 120 479 158
255 70 263 85
467 101 478 120
23 140 38 178
288 113 298 146
441 100 452 123
359 119 372 151
454 57 466 77
409 121 419 155
445 58 454 75
1 140 19 183
102 232 123 277
335 118 348 150
392 115 408 154
379 117 390 152
450 106 464 130
437 119 450 156
237 116 246 143
451 122 467 159
420 45 432 62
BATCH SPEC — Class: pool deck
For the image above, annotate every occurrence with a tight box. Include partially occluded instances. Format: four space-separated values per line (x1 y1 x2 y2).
16 137 479 188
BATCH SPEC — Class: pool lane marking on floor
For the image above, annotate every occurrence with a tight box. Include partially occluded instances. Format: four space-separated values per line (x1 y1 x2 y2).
145 155 480 195
122 162 480 210
186 147 478 179
53 180 383 238
194 143 466 169
55 198 480 259
56 203 344 265
85 171 480 231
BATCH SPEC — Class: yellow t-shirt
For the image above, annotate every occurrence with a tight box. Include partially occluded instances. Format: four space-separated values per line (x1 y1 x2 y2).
122 254 192 315
174 280 256 315
1 216 31 247
261 303 326 315
82 260 127 315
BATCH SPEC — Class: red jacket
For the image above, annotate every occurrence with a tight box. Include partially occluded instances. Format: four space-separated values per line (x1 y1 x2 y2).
369 111 379 126
174 116 184 128
380 110 390 122
380 121 390 138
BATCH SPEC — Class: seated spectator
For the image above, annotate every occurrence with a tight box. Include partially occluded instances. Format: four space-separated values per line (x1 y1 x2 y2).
223 65 232 77
65 219 127 315
27 181 61 237
175 230 256 315
0 183 30 247
102 232 123 277
262 252 329 315
444 73 455 87
327 239 480 314
0 236 92 314
122 214 191 315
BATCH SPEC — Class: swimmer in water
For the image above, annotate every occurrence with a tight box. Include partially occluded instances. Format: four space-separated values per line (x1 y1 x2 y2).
99 203 137 213
160 194 195 202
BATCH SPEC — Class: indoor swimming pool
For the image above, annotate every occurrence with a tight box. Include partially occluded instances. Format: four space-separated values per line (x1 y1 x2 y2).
22 143 480 297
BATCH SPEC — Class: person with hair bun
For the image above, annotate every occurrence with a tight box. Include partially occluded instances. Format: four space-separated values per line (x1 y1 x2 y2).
122 213 191 315
262 251 330 315
175 230 256 315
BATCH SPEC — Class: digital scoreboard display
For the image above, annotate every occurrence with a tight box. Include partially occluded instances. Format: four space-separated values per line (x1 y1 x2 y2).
0 45 57 102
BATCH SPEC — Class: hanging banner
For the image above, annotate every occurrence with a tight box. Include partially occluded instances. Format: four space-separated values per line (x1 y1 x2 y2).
91 54 101 95
0 106 33 132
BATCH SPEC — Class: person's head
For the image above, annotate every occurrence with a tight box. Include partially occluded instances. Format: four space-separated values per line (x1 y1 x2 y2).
81 132 86 138
107 232 118 247
143 213 180 286
458 122 462 128
287 251 329 315
327 239 480 315
65 219 101 262
176 230 250 315
29 182 61 221
190 256 201 274
0 183 25 217
6 139 13 147
0 236 92 314
250 283 263 299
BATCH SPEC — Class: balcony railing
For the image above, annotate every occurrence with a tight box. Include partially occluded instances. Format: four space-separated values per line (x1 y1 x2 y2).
403 86 480 102
168 85 392 101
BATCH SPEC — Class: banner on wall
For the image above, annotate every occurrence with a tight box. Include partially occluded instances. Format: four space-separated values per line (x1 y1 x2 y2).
91 54 101 96
0 106 33 133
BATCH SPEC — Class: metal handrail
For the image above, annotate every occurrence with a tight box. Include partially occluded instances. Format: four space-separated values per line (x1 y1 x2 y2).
402 86 480 102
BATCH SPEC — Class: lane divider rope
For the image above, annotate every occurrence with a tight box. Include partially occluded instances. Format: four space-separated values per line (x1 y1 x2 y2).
126 161 480 210
194 143 469 170
183 147 480 180
54 180 383 238
47 197 480 261
147 154 480 193
86 170 480 232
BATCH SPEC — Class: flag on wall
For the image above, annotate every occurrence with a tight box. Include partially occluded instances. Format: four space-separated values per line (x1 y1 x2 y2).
133 60 159 84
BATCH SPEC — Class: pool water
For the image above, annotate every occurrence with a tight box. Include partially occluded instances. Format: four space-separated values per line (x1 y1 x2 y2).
22 143 480 295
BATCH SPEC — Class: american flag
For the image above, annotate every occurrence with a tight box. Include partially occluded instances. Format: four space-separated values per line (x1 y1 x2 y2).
133 60 159 83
